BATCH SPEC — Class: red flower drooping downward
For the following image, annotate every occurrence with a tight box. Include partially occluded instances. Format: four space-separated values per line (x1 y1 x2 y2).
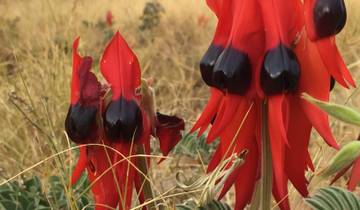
65 32 184 210
192 0 356 209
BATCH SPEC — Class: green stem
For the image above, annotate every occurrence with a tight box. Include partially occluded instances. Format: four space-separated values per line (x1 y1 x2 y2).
260 101 273 210
249 181 261 210
137 145 157 210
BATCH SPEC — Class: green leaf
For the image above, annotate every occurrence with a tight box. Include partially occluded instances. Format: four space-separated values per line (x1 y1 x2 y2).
173 132 218 162
334 186 360 210
0 200 18 210
24 176 41 193
176 205 194 210
176 199 231 210
200 200 231 210
317 188 342 210
305 187 360 210
0 174 92 210
319 141 360 178
302 93 360 126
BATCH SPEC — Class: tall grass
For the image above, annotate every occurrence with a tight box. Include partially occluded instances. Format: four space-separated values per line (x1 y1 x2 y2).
0 0 359 209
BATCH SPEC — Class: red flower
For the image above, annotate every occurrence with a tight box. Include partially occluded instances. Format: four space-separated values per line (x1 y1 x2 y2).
192 0 355 209
106 10 113 26
66 32 184 210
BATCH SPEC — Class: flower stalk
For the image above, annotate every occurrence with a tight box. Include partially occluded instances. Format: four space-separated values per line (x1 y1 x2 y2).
260 101 273 210
137 145 157 210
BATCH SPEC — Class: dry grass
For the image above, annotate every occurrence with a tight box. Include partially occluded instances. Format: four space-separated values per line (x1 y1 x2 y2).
0 0 359 209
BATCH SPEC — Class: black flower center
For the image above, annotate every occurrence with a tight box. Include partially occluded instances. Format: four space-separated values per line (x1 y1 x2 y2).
65 104 98 144
260 44 300 95
314 0 347 38
103 97 143 142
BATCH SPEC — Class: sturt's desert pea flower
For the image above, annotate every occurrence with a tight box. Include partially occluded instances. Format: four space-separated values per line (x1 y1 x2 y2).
191 0 355 209
65 32 184 210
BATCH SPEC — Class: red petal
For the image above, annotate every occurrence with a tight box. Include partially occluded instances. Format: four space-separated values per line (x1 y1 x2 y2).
206 97 225 142
219 138 259 202
156 113 185 157
285 96 312 197
306 151 315 172
87 145 120 210
304 0 318 41
304 0 355 88
71 37 82 104
191 88 223 134
272 173 290 210
227 0 264 99
259 0 303 49
228 0 264 51
119 162 135 210
207 100 258 208
316 38 354 88
207 100 256 172
268 95 287 199
348 157 360 191
207 94 244 142
219 100 256 158
295 37 339 149
207 0 233 46
100 32 141 100
71 37 100 106
302 99 339 149
205 0 220 15
331 164 352 185
134 172 146 209
113 144 135 210
207 144 222 173
71 146 87 185
335 48 356 88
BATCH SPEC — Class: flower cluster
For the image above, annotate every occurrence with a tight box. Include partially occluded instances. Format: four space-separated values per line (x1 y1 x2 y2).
191 0 355 209
65 32 184 210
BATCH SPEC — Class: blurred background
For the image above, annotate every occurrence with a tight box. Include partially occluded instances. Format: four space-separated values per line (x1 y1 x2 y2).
0 0 359 209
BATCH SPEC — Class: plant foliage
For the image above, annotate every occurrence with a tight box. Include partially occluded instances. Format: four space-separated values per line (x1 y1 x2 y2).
0 175 92 210
303 93 360 127
305 186 360 210
173 132 218 162
176 199 231 210
318 141 360 178
139 0 165 31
